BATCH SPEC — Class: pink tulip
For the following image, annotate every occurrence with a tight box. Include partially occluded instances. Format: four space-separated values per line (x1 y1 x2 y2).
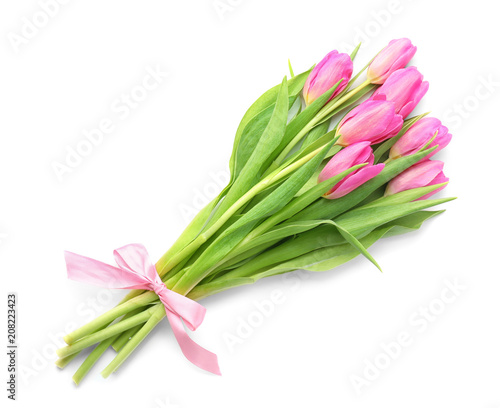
303 50 353 106
372 67 429 118
367 38 417 84
385 160 449 200
335 96 403 146
389 117 452 161
319 142 385 199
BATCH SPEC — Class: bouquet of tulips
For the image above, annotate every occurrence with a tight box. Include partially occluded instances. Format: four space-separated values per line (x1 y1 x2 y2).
56 38 453 384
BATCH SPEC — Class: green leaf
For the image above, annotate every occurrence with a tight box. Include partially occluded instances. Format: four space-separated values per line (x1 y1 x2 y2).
229 71 311 178
233 104 276 179
381 210 444 237
218 216 382 279
212 77 290 220
219 222 343 279
249 209 444 278
329 220 382 271
334 197 455 238
223 140 333 236
235 220 326 256
252 229 387 278
259 80 342 175
202 208 446 291
211 219 339 275
301 120 331 149
216 192 454 280
188 277 254 300
277 80 342 153
350 43 362 60
290 128 338 164
288 59 295 78
359 183 449 209
156 193 225 276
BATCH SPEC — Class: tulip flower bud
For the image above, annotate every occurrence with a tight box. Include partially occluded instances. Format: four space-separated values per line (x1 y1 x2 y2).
319 142 385 199
372 67 429 118
389 117 452 161
335 96 403 146
385 160 449 200
303 50 354 106
367 38 417 84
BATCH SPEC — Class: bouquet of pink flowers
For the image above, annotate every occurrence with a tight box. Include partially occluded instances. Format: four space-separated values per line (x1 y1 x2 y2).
56 38 453 384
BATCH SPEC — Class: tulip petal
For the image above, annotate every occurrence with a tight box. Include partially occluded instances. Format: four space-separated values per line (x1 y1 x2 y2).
419 172 449 200
398 80 429 118
318 142 373 192
327 163 385 199
390 117 452 161
386 160 445 196
372 67 428 118
367 38 417 84
303 50 353 105
337 99 401 146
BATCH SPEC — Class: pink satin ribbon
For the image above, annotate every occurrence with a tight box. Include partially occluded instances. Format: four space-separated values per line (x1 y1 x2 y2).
64 243 221 375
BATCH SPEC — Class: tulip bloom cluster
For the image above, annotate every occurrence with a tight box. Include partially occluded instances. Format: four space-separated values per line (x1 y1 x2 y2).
309 38 450 203
57 38 454 384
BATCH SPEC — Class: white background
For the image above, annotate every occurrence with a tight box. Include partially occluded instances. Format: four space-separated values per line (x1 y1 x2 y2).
1 0 499 407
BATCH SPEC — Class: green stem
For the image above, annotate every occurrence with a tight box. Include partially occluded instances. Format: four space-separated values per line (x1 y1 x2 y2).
71 306 149 384
101 304 165 378
111 324 143 352
72 334 118 385
67 271 256 376
57 307 155 358
63 292 157 344
55 352 79 369
55 321 113 368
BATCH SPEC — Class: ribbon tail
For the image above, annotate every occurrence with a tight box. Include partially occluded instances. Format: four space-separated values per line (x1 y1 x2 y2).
165 310 221 376
64 251 151 291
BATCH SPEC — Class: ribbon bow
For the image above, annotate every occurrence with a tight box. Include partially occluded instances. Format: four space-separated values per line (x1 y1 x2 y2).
64 243 221 375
